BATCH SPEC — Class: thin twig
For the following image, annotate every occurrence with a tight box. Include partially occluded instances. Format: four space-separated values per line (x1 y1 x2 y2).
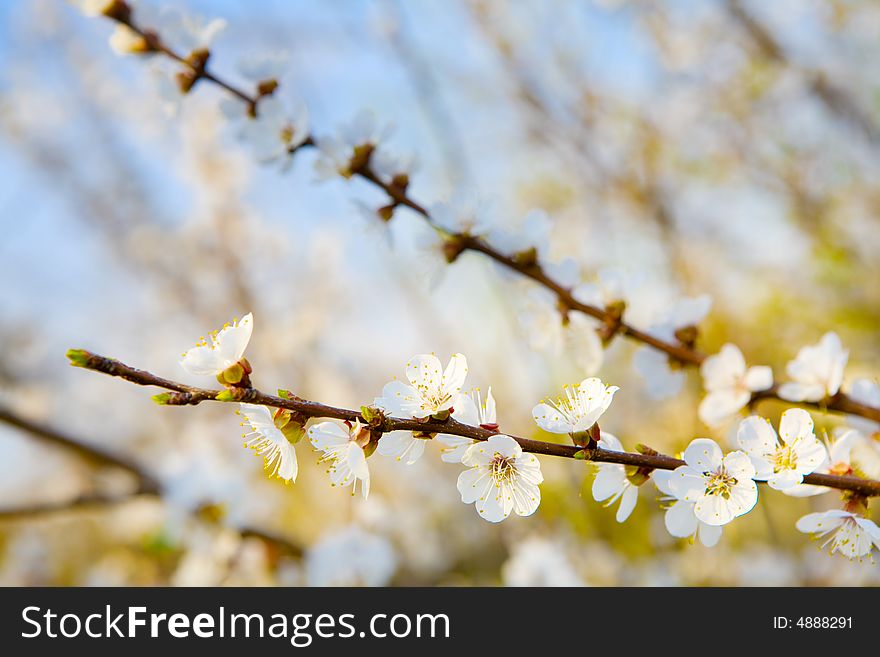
67 350 880 498
94 7 880 424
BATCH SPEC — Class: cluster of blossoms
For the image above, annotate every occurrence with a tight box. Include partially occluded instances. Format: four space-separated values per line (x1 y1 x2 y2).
75 2 880 561
175 314 880 559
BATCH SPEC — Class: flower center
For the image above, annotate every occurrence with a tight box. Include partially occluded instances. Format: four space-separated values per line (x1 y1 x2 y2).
772 444 798 473
704 470 738 499
490 454 516 484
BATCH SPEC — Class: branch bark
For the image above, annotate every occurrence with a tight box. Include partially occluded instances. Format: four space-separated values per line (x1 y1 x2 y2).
95 8 880 425
67 350 880 498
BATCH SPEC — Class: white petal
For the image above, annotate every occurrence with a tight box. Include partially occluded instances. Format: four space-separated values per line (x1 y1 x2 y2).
700 344 745 392
441 353 469 398
592 465 627 502
699 390 750 427
778 408 814 444
736 416 779 459
694 494 737 526
665 500 699 537
435 433 475 463
683 438 723 471
668 465 706 502
405 353 443 389
180 344 226 376
376 432 425 465
214 313 253 364
795 510 849 534
777 381 826 403
743 366 773 392
308 421 350 451
722 450 757 481
531 402 572 434
651 469 675 497
697 522 723 547
615 485 638 523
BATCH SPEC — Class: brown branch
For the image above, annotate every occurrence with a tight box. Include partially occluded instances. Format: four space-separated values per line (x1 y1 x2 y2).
0 403 303 555
0 404 160 494
89 5 880 424
66 350 880 498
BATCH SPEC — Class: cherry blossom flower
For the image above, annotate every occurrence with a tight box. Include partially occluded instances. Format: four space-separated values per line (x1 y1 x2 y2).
155 8 226 54
591 432 639 522
796 510 880 560
778 332 848 402
308 420 371 499
488 208 551 257
633 294 712 400
457 435 543 523
374 353 468 464
314 110 392 180
221 96 310 166
784 428 862 497
736 409 827 492
180 313 253 377
668 438 758 526
238 403 298 483
374 353 468 420
429 192 493 236
573 268 643 310
436 387 497 464
532 377 618 436
698 344 773 427
653 469 723 547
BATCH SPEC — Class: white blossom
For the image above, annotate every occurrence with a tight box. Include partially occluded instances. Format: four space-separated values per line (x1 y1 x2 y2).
68 0 117 15
488 208 551 257
314 110 392 180
179 313 252 377
221 96 310 166
737 409 827 492
457 435 543 523
238 403 298 483
698 344 773 426
436 387 497 464
308 420 371 499
778 332 848 402
653 469 723 547
429 192 493 236
155 8 226 54
796 510 880 560
532 377 618 435
668 438 758 526
573 268 643 309
374 353 468 420
784 429 863 497
591 432 639 522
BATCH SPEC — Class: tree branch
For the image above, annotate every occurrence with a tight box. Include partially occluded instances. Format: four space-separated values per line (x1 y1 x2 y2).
66 349 880 498
91 7 880 425
0 403 303 555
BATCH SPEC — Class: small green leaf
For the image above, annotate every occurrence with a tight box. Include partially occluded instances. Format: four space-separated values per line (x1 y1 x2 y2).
66 349 91 367
152 392 173 405
216 390 235 402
